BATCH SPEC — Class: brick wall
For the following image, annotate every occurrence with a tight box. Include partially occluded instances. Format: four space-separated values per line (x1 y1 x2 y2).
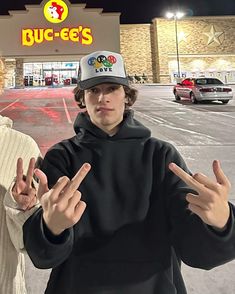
120 24 153 82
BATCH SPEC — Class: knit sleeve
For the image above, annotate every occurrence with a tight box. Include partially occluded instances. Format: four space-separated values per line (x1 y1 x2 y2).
2 130 42 252
4 181 41 251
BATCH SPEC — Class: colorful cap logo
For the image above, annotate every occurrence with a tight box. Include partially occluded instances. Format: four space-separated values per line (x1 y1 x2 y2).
44 0 68 24
87 55 117 69
78 51 129 90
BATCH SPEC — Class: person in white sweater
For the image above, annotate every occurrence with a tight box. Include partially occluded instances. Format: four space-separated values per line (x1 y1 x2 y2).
0 115 41 294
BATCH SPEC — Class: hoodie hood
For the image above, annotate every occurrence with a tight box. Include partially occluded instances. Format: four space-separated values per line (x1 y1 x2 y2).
73 110 151 140
0 115 13 128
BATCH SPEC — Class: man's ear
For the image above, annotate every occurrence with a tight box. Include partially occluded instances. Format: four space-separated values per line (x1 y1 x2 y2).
124 96 129 104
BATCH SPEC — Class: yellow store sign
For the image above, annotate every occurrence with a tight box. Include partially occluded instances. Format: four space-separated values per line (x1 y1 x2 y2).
21 0 93 46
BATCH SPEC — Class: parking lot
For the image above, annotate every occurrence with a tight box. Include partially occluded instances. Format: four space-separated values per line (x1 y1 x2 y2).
1 84 235 294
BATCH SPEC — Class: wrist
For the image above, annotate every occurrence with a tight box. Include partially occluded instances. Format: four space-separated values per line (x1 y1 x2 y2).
42 214 64 236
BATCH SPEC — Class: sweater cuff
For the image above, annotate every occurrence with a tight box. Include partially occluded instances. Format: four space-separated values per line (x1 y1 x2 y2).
207 203 234 238
4 178 39 210
42 217 72 245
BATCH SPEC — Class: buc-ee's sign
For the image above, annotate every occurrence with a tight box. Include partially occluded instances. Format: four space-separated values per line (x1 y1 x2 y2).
21 0 93 46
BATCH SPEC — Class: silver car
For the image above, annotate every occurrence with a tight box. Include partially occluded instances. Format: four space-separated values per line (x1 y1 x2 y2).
173 77 233 104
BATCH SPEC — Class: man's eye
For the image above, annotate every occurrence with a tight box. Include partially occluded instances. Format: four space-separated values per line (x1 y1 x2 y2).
89 88 98 93
108 86 119 92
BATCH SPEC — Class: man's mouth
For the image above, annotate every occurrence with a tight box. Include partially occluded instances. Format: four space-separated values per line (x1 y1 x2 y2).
96 107 113 112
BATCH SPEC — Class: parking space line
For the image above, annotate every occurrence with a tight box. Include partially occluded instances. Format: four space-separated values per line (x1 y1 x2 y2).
62 98 72 124
0 99 20 113
135 110 165 124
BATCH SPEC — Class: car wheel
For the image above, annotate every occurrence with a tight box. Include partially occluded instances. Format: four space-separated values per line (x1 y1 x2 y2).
190 92 198 104
174 92 181 101
221 100 229 104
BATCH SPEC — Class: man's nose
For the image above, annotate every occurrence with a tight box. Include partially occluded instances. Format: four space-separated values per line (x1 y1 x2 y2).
98 92 109 103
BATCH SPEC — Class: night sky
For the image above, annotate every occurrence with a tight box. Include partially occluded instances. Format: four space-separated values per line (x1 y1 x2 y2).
0 0 235 24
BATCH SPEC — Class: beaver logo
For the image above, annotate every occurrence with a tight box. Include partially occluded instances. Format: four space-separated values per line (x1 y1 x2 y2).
44 0 68 23
48 2 64 20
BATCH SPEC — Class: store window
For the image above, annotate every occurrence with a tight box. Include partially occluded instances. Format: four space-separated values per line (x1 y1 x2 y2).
23 61 79 86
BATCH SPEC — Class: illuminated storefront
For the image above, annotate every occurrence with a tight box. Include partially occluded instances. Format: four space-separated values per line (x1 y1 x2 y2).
0 0 120 88
23 61 79 86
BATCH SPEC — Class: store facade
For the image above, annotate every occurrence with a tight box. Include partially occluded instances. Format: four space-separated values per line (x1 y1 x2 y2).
0 0 120 88
120 16 235 84
1 0 235 89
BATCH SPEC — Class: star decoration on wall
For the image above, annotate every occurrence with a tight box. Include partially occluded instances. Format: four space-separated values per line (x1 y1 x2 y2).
203 25 224 45
178 31 189 43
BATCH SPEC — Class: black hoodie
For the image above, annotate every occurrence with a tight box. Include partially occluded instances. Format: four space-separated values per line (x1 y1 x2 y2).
23 111 235 294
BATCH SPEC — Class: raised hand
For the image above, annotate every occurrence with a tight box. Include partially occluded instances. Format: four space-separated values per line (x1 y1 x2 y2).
12 157 37 211
169 160 231 229
35 163 91 235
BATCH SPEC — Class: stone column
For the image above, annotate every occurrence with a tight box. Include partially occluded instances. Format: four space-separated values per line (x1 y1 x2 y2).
5 59 16 88
150 22 160 83
15 58 24 88
0 58 5 93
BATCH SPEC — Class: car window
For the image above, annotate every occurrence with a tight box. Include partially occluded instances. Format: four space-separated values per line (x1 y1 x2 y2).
195 78 223 85
182 79 193 86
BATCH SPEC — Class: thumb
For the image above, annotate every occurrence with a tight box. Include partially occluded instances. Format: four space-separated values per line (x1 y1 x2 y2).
34 168 49 199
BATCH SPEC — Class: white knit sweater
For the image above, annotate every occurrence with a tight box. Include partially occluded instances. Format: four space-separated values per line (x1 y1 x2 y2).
0 115 41 294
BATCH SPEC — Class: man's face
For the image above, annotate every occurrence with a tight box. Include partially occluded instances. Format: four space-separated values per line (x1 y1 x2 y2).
84 83 126 135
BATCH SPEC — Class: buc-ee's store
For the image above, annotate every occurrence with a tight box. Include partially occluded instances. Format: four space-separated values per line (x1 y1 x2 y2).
1 0 235 89
0 0 122 88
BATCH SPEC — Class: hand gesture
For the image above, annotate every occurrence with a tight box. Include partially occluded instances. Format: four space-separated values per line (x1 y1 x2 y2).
12 157 37 211
169 160 231 229
34 163 91 235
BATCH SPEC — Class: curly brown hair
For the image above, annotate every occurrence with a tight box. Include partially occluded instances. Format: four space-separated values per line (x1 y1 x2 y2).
73 85 138 109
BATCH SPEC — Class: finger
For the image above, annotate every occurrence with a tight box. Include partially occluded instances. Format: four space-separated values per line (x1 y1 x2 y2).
213 160 231 188
64 163 91 198
67 190 82 210
72 163 91 187
34 169 49 199
169 163 203 192
50 176 70 202
25 158 36 191
74 200 86 221
16 158 23 193
193 173 218 191
186 193 211 210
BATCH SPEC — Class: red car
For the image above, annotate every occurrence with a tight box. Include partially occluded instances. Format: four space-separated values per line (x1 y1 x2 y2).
173 77 233 104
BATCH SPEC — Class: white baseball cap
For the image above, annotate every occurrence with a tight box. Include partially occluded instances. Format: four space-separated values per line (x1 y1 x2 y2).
77 50 129 90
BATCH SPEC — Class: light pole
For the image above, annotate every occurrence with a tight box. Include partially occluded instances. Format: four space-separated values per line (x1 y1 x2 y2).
166 11 184 79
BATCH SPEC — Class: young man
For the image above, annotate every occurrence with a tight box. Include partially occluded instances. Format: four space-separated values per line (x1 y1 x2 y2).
0 115 41 294
23 50 235 294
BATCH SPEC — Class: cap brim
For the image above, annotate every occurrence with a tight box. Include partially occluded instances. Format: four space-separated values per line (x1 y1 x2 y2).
78 76 129 90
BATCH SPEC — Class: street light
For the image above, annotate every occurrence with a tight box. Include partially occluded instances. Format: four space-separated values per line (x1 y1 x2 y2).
166 11 185 79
